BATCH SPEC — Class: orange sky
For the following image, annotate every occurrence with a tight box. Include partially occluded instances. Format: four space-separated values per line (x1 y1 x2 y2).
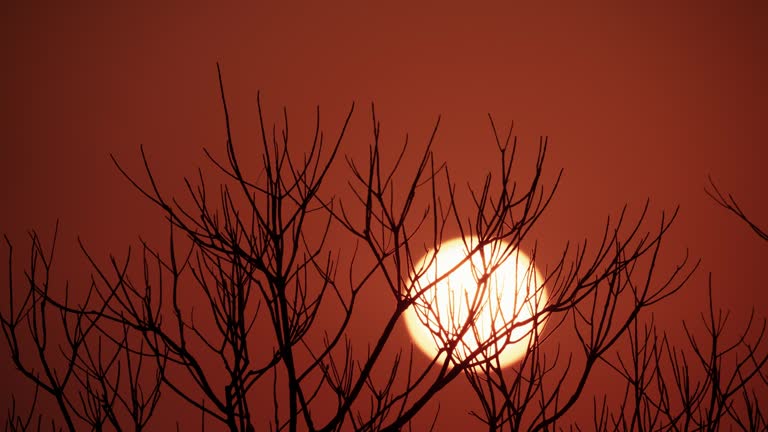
1 2 766 429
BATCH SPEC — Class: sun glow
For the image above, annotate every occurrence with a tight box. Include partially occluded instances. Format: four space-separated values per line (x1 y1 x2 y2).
404 237 548 368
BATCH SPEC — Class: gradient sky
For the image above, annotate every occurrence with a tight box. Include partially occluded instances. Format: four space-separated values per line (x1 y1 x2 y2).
1 2 766 429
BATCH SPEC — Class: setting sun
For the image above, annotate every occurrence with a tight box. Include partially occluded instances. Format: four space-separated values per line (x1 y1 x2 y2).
404 237 548 368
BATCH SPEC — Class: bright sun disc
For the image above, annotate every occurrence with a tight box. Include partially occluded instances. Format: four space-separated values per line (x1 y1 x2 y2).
404 237 548 368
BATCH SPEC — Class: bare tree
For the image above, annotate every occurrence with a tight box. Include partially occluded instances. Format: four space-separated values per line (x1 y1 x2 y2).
4 67 762 431
2 222 165 432
460 200 698 431
579 177 768 431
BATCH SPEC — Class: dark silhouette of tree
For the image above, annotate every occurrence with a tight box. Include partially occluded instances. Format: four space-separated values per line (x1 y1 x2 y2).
579 177 768 431
2 67 765 431
462 202 698 431
2 223 165 432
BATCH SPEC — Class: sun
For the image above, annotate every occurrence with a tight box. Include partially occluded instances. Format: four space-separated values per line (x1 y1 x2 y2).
404 237 548 368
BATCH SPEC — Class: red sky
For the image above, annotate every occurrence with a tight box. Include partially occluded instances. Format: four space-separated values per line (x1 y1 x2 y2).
1 1 766 429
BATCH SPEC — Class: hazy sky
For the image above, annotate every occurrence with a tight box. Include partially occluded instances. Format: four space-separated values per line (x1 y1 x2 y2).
1 2 766 429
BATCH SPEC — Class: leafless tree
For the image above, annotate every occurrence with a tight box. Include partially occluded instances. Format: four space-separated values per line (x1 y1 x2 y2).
2 223 165 432
576 177 768 431
3 67 762 431
461 199 698 431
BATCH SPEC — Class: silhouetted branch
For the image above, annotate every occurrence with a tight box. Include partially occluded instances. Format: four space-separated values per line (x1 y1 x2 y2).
706 175 767 241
